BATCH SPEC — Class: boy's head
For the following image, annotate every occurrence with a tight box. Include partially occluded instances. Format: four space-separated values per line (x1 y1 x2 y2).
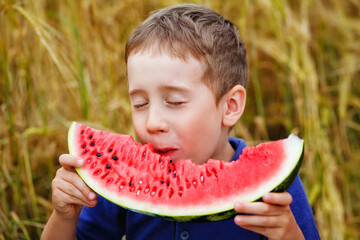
125 4 247 165
125 4 248 103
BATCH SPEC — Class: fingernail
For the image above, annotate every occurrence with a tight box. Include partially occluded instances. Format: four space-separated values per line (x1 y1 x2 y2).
235 203 242 211
89 192 96 199
77 159 84 166
235 216 242 224
263 193 271 201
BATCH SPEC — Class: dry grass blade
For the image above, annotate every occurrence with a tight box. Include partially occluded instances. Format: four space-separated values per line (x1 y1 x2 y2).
10 211 31 240
13 5 80 100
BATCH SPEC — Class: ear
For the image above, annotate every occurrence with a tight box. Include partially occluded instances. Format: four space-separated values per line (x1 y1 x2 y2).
221 85 246 127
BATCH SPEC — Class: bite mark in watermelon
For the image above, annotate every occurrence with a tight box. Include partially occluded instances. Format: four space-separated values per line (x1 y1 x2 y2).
68 122 304 222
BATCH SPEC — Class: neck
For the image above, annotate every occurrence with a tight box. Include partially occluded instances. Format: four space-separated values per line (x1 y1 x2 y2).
222 141 235 162
211 131 235 162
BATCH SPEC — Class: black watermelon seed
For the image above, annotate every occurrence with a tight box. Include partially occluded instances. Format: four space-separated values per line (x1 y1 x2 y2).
167 182 170 187
129 181 133 186
108 147 113 152
82 144 86 148
106 163 111 169
169 160 173 163
112 156 118 161
168 168 172 173
84 150 89 154
160 180 164 184
89 135 93 139
81 130 84 134
90 142 95 146
96 152 102 157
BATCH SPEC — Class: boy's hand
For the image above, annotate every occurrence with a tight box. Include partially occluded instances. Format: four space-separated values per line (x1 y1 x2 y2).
234 192 304 240
51 154 97 220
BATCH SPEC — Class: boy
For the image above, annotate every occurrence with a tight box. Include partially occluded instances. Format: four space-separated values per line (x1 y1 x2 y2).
42 4 319 240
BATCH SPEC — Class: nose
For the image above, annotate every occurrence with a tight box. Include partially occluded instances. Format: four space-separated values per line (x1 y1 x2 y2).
146 105 169 134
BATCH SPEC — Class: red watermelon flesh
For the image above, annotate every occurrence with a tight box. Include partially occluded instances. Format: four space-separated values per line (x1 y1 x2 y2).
68 122 303 221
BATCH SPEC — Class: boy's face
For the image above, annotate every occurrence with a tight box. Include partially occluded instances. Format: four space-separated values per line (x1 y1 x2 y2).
127 50 232 165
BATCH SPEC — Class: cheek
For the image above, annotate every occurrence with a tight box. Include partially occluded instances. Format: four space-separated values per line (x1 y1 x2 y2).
131 113 146 141
176 107 221 146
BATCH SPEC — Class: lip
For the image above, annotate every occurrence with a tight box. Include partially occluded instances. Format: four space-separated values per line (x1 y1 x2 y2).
154 147 178 156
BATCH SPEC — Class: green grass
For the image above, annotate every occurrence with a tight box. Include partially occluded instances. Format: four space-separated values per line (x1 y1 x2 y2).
0 0 359 239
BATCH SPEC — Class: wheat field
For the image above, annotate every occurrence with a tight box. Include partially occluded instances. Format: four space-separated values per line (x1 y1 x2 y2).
0 0 359 239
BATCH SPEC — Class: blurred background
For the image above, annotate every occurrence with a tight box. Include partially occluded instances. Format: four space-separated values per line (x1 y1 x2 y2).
0 0 359 239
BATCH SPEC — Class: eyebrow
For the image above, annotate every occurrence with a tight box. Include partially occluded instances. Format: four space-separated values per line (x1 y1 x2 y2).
159 84 191 93
129 84 191 96
128 89 145 97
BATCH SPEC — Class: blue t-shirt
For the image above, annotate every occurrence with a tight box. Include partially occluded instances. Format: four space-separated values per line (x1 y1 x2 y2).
77 137 320 240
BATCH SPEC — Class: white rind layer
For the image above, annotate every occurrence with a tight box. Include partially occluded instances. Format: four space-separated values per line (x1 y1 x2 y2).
69 121 303 218
68 122 80 157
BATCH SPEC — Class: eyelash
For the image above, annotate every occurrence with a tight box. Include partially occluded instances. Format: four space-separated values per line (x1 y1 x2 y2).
132 101 186 109
133 103 147 109
167 101 185 106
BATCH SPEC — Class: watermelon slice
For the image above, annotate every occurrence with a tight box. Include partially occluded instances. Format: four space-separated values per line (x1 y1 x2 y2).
68 122 304 222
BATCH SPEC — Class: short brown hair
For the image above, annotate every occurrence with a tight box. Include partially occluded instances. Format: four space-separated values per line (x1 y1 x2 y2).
125 4 248 103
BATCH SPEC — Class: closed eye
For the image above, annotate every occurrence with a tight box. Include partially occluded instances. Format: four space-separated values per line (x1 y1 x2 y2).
167 101 186 106
133 103 148 109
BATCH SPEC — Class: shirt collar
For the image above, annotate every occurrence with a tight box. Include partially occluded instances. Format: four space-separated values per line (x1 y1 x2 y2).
229 137 247 162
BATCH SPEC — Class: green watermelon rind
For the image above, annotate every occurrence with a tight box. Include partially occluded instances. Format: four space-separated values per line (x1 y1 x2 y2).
68 122 304 222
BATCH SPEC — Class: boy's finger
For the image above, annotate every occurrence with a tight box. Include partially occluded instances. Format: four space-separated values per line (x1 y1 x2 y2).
57 168 97 202
262 192 293 206
233 219 275 238
234 201 285 216
54 177 96 205
234 215 282 228
65 194 97 208
54 186 97 208
71 174 97 201
59 154 84 171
